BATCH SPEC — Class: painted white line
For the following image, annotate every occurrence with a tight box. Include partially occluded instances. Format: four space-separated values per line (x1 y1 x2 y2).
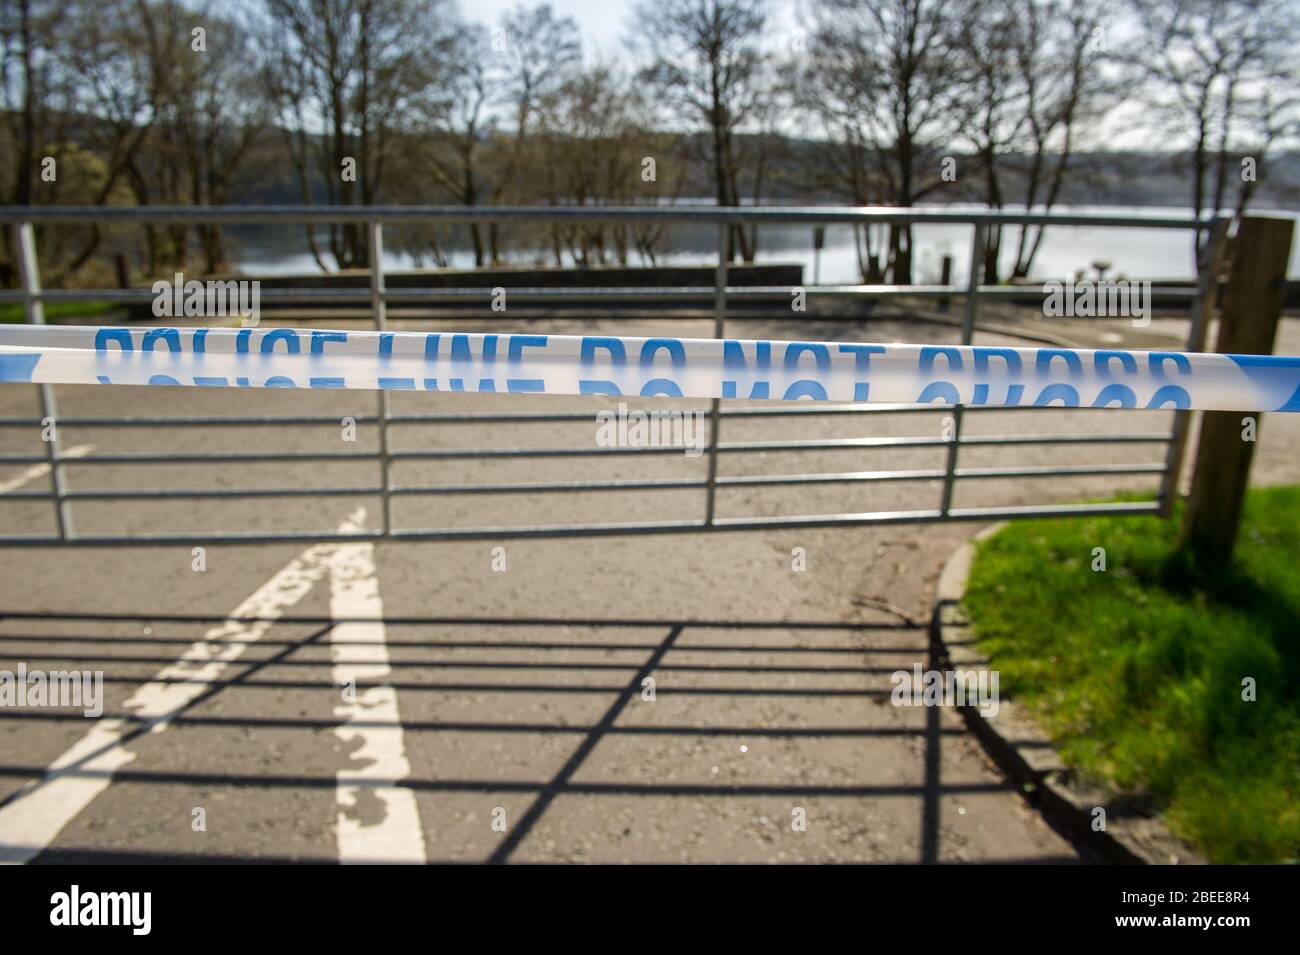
329 513 427 864
0 510 364 864
0 444 93 494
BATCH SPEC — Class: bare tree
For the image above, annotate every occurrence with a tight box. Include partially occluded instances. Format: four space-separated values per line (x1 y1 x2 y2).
0 0 71 206
629 0 773 262
955 0 1023 282
487 2 581 262
1005 0 1109 278
0 0 77 282
414 23 497 266
807 0 970 283
262 0 457 269
957 0 1109 281
42 0 171 284
530 63 685 266
1129 0 1300 269
169 10 269 272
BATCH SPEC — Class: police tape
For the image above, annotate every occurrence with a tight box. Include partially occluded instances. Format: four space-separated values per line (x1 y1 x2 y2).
1 323 1298 413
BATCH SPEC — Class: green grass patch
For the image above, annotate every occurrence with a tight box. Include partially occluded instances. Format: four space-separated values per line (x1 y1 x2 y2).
0 301 117 323
964 486 1300 863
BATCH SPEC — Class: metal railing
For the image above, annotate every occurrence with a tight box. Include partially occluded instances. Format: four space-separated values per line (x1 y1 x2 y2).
0 204 1229 546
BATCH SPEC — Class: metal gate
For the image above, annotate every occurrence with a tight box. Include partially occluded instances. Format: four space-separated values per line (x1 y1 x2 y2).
0 205 1227 545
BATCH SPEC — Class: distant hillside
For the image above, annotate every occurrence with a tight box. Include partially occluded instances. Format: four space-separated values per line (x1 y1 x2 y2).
228 127 1300 211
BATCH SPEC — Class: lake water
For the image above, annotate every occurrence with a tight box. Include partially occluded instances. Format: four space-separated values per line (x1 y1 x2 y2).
228 204 1300 282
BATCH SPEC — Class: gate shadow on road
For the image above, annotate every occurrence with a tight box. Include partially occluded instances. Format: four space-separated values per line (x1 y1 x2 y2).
0 611 1077 864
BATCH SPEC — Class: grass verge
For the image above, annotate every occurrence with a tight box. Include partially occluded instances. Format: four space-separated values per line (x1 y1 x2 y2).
964 486 1300 863
0 301 116 323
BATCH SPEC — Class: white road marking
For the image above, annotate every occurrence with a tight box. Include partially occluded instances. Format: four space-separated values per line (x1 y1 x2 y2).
328 513 427 864
0 444 93 494
0 510 364 864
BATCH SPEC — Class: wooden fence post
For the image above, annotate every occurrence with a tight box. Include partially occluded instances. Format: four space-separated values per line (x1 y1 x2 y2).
1181 216 1295 565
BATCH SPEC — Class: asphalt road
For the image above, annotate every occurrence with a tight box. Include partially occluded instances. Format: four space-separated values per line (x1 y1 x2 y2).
1 310 1296 863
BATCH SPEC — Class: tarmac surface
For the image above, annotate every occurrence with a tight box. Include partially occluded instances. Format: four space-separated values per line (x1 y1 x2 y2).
1 307 1296 863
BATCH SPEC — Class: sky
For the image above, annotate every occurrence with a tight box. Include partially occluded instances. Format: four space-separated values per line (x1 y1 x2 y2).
461 0 808 59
